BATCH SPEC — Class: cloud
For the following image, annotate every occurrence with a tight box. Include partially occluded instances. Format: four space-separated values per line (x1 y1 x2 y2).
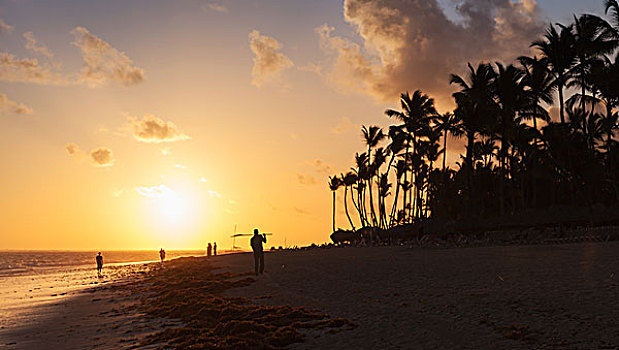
203 2 228 13
317 0 543 105
0 19 13 34
90 147 114 167
129 114 190 143
174 164 188 169
308 159 334 175
297 173 318 185
248 30 294 87
331 116 355 134
65 143 82 157
24 32 54 58
136 184 174 199
72 26 145 87
0 93 33 115
0 51 67 85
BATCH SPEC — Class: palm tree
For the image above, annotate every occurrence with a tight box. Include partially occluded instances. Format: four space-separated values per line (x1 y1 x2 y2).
605 0 619 30
328 175 342 232
352 152 369 226
532 23 577 124
566 14 617 138
492 62 526 215
433 112 464 171
385 91 437 220
451 63 496 213
361 125 385 227
585 52 619 154
475 139 498 168
518 56 555 130
341 171 358 231
377 173 392 228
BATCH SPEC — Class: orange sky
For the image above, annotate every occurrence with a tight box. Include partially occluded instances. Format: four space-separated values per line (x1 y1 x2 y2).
0 0 599 250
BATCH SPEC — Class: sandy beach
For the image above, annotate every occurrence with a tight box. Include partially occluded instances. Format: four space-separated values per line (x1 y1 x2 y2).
3 242 619 349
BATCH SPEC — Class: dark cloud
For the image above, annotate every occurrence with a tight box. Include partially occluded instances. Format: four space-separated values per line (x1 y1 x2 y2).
318 0 543 107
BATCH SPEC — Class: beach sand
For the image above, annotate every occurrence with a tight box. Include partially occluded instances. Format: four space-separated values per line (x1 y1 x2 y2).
3 242 619 349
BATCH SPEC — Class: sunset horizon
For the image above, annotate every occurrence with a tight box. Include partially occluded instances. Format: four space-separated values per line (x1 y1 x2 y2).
3 1 619 349
0 0 604 251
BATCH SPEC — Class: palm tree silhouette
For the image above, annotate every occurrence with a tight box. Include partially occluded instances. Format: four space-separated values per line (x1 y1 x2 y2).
341 171 358 231
532 23 577 124
385 91 437 221
451 63 495 212
518 56 555 130
361 125 386 227
326 0 619 235
605 0 619 30
566 14 617 139
433 112 464 171
328 175 342 232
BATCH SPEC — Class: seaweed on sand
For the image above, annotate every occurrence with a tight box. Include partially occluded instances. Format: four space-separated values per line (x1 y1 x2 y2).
129 257 353 349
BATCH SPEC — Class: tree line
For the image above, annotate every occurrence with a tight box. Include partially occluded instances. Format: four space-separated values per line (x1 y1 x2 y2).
328 1 619 232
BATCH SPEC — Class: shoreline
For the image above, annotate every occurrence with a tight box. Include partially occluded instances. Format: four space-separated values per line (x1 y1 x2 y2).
3 242 619 349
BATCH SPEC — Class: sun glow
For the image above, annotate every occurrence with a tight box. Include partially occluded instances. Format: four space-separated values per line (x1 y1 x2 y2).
136 184 200 230
158 193 187 223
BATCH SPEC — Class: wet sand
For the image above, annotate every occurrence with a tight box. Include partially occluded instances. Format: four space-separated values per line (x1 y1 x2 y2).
3 243 619 349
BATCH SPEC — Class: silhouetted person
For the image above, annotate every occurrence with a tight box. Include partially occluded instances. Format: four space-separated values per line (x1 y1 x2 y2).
213 242 217 256
250 228 266 275
159 248 165 263
96 252 103 275
207 243 212 257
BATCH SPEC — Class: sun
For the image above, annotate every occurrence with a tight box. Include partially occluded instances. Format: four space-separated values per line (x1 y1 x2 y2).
159 193 187 223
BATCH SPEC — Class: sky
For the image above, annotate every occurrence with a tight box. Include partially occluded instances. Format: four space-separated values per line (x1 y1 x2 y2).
0 0 608 250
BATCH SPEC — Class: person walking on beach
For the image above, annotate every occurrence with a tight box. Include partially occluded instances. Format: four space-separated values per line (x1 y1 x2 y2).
96 252 103 275
207 243 212 257
213 242 217 256
250 228 267 275
159 248 166 263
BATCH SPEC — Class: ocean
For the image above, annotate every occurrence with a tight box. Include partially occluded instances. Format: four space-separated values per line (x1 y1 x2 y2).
0 250 203 329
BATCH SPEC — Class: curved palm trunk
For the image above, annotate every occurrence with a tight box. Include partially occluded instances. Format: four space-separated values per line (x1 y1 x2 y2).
332 191 336 232
465 131 475 216
402 145 409 222
499 133 506 217
367 147 378 227
442 130 448 171
390 180 400 226
558 80 566 124
343 186 355 231
351 185 363 225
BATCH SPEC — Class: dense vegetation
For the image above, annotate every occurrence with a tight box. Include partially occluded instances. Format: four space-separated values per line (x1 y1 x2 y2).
328 1 619 232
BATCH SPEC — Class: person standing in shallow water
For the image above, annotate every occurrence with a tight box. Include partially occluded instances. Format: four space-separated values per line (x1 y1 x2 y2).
96 252 103 275
207 243 212 257
213 242 217 256
250 228 267 275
